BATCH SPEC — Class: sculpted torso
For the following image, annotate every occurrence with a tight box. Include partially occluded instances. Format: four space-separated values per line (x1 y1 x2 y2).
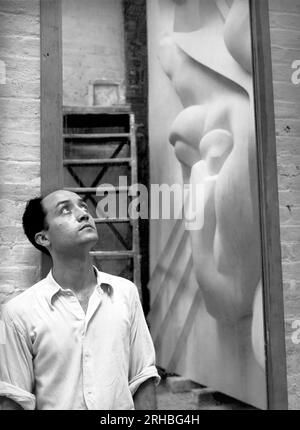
159 36 261 324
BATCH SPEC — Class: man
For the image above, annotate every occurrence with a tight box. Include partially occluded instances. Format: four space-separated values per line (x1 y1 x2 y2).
0 189 160 410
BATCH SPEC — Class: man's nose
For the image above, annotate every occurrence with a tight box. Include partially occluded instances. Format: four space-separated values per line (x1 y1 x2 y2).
75 207 89 222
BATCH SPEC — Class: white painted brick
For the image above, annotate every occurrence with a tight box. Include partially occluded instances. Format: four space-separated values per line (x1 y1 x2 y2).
62 0 125 106
281 242 300 262
0 270 41 301
274 82 300 105
0 98 39 118
281 242 293 261
289 207 300 224
0 130 40 146
269 12 300 31
0 245 40 267
277 153 300 167
282 263 300 282
278 174 292 191
0 0 42 300
271 46 300 65
0 226 27 245
0 12 39 37
274 103 300 121
280 206 292 224
278 163 300 178
0 118 39 134
273 66 296 85
0 142 40 161
279 190 300 206
275 119 300 138
0 0 40 17
269 0 300 15
277 139 300 159
287 374 300 410
0 56 40 99
0 199 26 226
0 182 41 201
0 97 40 133
270 28 300 50
281 226 300 242
0 266 40 286
0 35 40 59
290 176 300 191
0 160 40 183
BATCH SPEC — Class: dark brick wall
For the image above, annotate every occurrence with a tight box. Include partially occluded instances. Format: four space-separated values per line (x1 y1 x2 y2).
123 0 150 311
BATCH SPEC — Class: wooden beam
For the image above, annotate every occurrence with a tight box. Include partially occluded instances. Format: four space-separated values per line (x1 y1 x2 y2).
64 133 130 139
63 105 132 115
41 0 63 195
40 0 63 275
63 158 131 165
250 0 288 410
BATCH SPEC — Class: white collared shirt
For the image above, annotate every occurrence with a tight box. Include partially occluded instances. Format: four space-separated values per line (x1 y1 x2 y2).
0 268 160 410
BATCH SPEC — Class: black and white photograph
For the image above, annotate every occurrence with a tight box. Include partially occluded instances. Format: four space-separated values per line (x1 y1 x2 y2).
0 0 299 413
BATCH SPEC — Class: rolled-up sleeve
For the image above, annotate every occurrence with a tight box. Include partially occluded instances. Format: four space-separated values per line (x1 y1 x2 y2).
128 289 160 396
0 306 36 410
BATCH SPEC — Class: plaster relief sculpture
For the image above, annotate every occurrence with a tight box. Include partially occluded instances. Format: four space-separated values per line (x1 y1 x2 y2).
148 0 267 408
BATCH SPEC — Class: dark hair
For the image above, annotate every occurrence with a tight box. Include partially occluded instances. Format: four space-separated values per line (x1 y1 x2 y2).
100 282 113 298
22 197 51 257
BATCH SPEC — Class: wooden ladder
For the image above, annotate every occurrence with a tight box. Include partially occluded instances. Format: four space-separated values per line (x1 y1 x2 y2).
63 106 141 295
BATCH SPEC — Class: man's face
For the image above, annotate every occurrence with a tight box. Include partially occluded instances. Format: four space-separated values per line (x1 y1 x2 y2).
41 190 98 256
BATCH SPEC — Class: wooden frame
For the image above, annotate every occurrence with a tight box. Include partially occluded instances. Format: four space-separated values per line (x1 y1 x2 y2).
40 0 63 275
39 0 288 409
250 0 288 410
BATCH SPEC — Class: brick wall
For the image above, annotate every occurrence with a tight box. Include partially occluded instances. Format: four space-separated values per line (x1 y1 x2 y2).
269 0 300 410
62 0 125 106
123 0 150 311
0 0 41 305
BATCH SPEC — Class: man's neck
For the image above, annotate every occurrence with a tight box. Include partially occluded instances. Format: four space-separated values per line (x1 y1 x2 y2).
51 253 97 293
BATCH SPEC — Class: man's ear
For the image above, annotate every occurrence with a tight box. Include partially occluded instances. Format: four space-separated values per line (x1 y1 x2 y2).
35 231 50 249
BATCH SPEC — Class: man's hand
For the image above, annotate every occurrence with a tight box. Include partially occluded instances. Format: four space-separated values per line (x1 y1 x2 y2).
133 378 157 410
0 397 23 410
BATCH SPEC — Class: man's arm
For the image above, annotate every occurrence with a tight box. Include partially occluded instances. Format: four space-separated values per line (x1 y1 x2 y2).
0 397 23 410
0 306 36 410
133 378 157 410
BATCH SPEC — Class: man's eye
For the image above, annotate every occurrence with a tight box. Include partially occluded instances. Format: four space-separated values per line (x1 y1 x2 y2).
80 203 89 211
61 206 70 214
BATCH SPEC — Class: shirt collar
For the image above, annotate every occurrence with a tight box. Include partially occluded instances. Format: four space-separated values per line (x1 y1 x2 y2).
43 266 107 305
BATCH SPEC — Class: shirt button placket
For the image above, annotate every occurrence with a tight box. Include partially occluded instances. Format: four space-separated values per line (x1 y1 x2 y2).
82 342 93 409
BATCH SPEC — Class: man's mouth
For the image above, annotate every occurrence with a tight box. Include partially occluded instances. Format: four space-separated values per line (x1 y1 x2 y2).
79 224 95 231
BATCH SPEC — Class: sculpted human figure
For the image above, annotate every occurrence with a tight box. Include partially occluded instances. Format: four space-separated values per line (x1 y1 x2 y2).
158 0 264 349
